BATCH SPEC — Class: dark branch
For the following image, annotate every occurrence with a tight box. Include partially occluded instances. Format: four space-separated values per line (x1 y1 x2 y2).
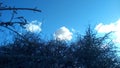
0 7 41 12
1 26 35 46
9 11 15 22
2 26 26 41
0 22 27 26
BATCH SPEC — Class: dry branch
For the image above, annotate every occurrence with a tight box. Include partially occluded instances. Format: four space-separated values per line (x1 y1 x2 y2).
0 7 41 12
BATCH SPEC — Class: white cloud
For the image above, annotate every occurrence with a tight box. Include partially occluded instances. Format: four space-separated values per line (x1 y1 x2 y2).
54 26 73 41
95 23 115 33
25 20 42 33
95 19 120 43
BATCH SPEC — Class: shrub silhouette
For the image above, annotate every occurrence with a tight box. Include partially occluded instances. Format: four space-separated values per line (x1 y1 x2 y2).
0 26 119 68
1 2 119 67
71 26 119 68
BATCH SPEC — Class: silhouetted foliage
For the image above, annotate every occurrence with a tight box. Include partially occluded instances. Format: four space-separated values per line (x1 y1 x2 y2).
0 26 119 68
71 26 119 68
0 2 120 68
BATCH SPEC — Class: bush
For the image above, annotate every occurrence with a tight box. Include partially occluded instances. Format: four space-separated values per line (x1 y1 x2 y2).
0 27 119 68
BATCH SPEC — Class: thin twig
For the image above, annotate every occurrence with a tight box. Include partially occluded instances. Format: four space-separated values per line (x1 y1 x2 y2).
2 26 27 41
1 26 37 46
9 11 15 22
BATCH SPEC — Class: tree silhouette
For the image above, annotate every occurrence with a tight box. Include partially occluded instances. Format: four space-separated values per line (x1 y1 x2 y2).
0 2 119 68
0 26 119 68
72 26 119 68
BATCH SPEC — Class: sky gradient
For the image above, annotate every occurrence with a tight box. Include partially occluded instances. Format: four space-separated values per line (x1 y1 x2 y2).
0 0 120 42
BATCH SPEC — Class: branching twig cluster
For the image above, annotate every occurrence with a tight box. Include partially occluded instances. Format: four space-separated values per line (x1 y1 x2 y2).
0 2 41 44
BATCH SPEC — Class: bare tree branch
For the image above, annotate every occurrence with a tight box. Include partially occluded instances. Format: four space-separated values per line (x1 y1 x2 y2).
1 26 35 46
0 3 42 44
0 7 41 12
9 11 15 22
0 21 27 26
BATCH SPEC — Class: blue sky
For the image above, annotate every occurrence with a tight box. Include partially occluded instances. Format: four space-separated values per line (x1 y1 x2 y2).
0 0 120 42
